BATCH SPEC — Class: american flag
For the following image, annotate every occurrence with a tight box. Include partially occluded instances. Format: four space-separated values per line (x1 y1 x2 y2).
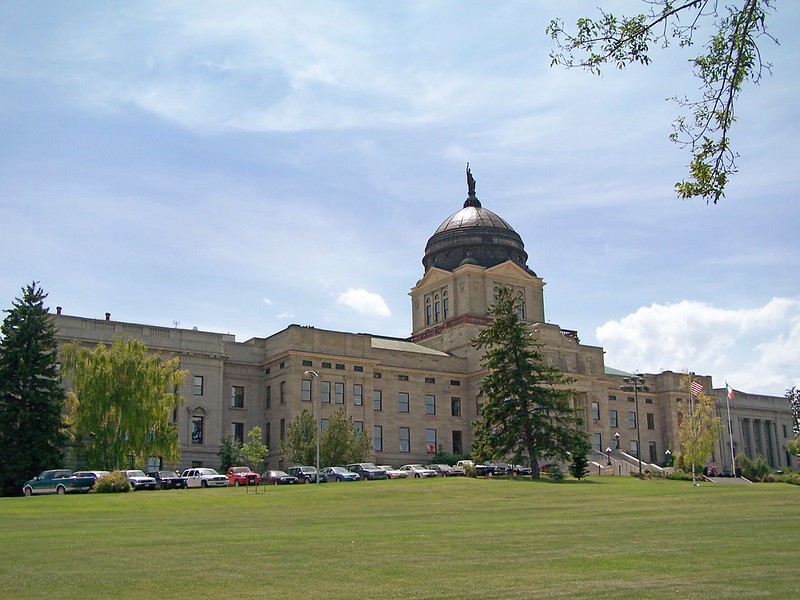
690 381 704 397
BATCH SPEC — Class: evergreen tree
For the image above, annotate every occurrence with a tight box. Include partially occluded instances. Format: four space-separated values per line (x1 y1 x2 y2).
569 439 591 480
472 286 584 480
218 433 242 473
0 282 68 496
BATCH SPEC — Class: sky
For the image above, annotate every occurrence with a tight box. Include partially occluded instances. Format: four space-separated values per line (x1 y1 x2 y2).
1 1 798 397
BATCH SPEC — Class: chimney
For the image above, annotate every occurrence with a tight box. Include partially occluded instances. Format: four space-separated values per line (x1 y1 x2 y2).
105 312 111 321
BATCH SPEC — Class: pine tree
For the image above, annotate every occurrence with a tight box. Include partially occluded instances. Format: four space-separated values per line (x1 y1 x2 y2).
0 282 68 496
569 440 591 480
472 286 584 480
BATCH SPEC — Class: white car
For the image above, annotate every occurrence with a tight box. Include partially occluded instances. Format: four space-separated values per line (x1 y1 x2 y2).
182 468 229 488
377 465 409 479
399 464 438 478
123 469 157 490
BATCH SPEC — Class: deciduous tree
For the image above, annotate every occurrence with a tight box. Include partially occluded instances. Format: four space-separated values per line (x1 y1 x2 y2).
320 409 371 468
0 283 68 496
284 410 317 466
471 286 585 480
60 339 187 470
239 426 269 472
548 1 778 203
678 376 721 481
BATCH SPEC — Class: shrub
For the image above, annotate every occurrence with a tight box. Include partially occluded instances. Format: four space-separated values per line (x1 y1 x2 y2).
94 471 132 493
666 469 693 481
548 464 565 481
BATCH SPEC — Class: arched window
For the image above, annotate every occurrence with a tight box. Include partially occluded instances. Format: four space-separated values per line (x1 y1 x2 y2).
434 294 441 322
442 290 449 319
516 290 525 320
425 297 432 326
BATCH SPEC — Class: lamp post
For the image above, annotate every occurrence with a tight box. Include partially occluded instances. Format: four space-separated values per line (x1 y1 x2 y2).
614 431 620 449
303 370 320 483
621 374 648 477
664 449 672 468
605 446 612 466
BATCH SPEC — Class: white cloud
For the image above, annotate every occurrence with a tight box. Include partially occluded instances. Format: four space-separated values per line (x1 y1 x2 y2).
596 298 800 396
336 289 391 318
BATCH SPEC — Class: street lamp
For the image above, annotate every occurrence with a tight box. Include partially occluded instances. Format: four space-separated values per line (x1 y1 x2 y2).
303 370 320 483
621 374 649 477
605 446 612 466
614 431 620 449
664 449 672 467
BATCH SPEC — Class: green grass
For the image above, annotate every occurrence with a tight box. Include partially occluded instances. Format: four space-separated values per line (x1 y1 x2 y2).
1 477 798 599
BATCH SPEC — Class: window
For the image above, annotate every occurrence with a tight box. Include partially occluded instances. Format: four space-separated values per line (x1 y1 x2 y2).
353 421 364 434
451 397 461 417
280 418 285 442
374 372 382 379
266 385 272 409
649 441 658 463
265 422 271 449
231 385 244 408
426 429 437 453
354 365 363 372
434 294 441 322
231 422 244 445
191 415 204 445
334 382 344 404
301 379 311 402
593 432 602 452
302 360 313 367
425 298 432 326
374 426 383 452
373 390 382 411
398 374 409 381
425 395 436 415
608 395 617 401
628 411 637 429
443 291 449 319
398 392 409 413
609 409 618 428
335 363 345 370
321 419 329 432
452 430 463 455
321 381 331 403
450 380 461 386
630 440 639 457
628 397 635 403
279 361 285 369
425 377 436 384
516 290 525 319
591 401 600 421
193 375 204 396
321 362 331 369
647 413 655 430
353 384 363 406
645 398 653 404
399 427 410 453
280 381 286 405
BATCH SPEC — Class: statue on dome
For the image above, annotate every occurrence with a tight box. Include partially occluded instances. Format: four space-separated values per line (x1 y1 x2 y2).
466 162 476 197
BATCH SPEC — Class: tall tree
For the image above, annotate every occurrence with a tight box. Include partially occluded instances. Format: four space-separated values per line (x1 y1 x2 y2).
678 376 721 481
283 410 317 466
0 283 68 496
60 339 187 470
786 386 800 460
472 286 585 480
547 1 778 203
239 426 269 472
320 409 371 468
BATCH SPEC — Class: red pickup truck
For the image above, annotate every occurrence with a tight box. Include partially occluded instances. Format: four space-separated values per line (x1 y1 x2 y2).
226 466 261 486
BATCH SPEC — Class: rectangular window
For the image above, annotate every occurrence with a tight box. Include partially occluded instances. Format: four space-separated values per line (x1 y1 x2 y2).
191 415 204 445
645 398 653 404
649 441 658 463
334 382 344 404
353 384 363 406
398 392 410 413
321 419 329 432
302 360 313 367
193 375 204 396
231 385 245 408
398 374 409 381
425 394 436 415
373 390 382 411
265 422 271 449
609 409 618 428
426 429 437 453
335 363 345 370
353 421 363 434
608 395 616 401
647 413 655 430
280 381 286 405
280 418 285 442
628 411 637 429
301 379 311 402
279 361 285 369
354 365 363 372
452 430 463 455
321 381 331 403
450 380 461 386
630 440 639 457
451 397 461 417
425 377 435 384
591 401 600 421
231 422 244 445
399 427 410 453
593 432 602 452
628 397 635 403
374 426 383 452
322 362 331 369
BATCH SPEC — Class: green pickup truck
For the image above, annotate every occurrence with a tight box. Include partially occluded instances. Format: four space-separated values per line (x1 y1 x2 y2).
22 469 96 496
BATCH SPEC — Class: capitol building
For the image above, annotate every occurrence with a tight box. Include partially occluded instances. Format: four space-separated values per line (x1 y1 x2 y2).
52 172 796 475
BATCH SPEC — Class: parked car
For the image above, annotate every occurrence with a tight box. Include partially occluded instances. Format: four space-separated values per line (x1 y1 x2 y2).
182 468 229 488
399 464 438 478
426 464 465 477
72 470 110 488
345 463 388 480
123 469 157 490
377 465 409 479
319 466 360 482
512 464 532 476
148 470 187 490
262 470 298 485
287 465 325 483
22 469 96 496
227 466 261 486
493 462 512 476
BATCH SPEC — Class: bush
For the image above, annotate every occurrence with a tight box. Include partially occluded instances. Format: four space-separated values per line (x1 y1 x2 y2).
666 469 694 481
735 454 771 482
94 471 132 493
548 464 565 481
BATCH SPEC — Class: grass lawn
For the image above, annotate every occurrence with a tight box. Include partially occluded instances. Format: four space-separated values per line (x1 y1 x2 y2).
1 476 798 599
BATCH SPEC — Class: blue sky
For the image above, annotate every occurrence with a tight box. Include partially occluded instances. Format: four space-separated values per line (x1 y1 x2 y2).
1 1 798 396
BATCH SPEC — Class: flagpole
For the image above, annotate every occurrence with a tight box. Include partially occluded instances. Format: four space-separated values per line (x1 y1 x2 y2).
725 383 736 476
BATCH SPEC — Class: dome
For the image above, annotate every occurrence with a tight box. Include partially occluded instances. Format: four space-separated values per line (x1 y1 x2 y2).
422 165 534 274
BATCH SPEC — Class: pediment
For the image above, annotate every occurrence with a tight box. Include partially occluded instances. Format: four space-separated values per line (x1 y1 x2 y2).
485 260 540 281
412 267 452 290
